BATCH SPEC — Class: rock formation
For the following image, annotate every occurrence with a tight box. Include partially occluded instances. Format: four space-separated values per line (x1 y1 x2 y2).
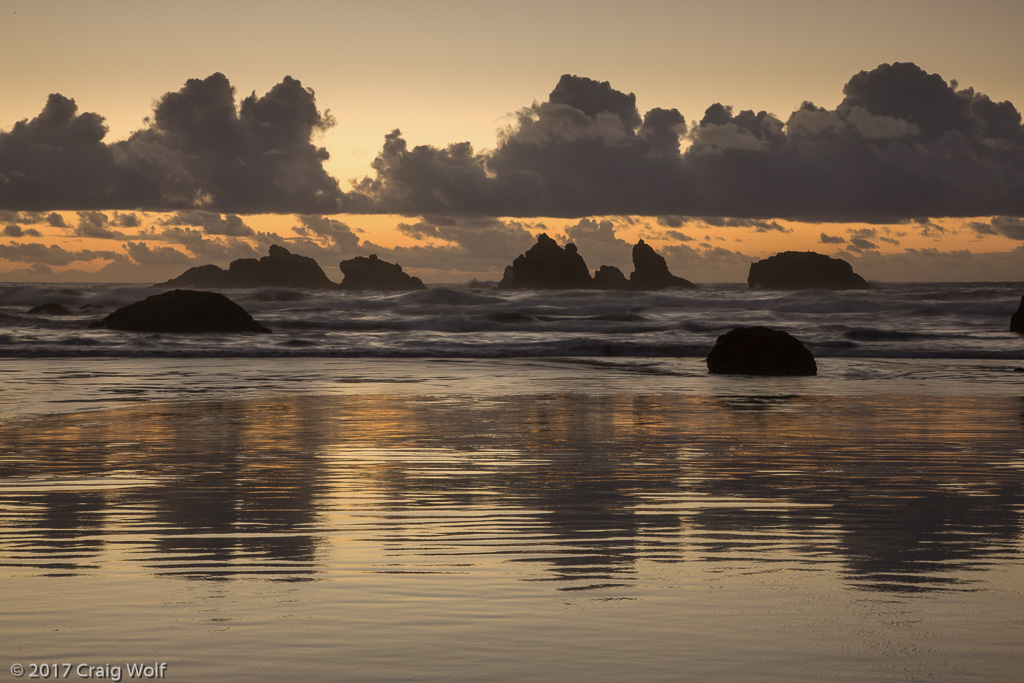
27 303 73 315
90 290 271 333
159 245 337 289
747 251 867 290
499 234 594 289
1012 295 1024 333
592 265 629 290
706 326 817 376
628 239 696 290
338 254 426 291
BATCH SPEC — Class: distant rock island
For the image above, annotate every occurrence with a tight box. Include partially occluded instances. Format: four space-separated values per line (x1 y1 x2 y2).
90 290 271 334
500 234 694 290
1012 295 1024 333
338 254 427 291
159 245 337 289
706 326 817 376
748 251 867 290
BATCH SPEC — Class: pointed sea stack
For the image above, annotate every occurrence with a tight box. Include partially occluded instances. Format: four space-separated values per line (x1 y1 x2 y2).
338 254 426 291
159 245 337 289
747 251 867 290
89 290 270 334
629 239 696 290
706 326 817 376
1011 295 1024 333
499 234 593 289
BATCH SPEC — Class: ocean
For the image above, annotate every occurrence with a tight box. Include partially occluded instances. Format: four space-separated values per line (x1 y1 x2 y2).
1 281 1023 681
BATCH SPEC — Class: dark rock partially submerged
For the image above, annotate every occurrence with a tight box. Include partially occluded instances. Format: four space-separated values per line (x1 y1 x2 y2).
628 239 695 290
89 290 271 333
499 234 593 290
159 245 337 289
748 251 867 290
1012 296 1024 333
28 303 73 315
706 326 817 376
338 254 426 291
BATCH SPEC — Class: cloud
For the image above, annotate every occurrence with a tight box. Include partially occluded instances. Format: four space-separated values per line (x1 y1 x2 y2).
159 210 254 236
0 241 119 265
292 214 361 252
969 216 1024 240
3 224 41 237
74 210 131 239
1 74 351 213
351 63 1024 221
819 232 846 244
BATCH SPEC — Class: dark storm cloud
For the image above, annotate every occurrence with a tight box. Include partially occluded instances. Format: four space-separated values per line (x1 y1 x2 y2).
0 74 350 213
292 215 361 252
352 63 1024 221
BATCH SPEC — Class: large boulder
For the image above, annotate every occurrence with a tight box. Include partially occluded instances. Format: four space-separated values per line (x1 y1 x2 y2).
499 234 594 289
338 254 426 291
28 303 73 315
747 251 867 290
629 239 696 290
706 326 817 376
159 245 337 289
1012 296 1024 333
89 290 271 333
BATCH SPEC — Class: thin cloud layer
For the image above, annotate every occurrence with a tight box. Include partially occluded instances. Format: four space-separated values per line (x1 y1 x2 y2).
354 63 1024 220
0 74 348 213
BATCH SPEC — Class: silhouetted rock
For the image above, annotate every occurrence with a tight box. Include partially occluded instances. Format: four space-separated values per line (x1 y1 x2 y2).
89 290 270 333
593 265 629 290
747 251 867 289
499 234 594 289
159 245 337 289
338 254 426 291
28 303 73 315
706 326 817 376
629 239 696 290
1012 295 1024 333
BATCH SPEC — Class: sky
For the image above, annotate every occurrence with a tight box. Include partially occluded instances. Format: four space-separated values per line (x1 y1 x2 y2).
1 0 1023 283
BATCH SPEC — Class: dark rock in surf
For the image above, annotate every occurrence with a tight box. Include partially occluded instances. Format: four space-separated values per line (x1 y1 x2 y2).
338 254 426 291
89 289 270 334
706 326 817 376
28 303 73 315
159 245 337 289
747 251 867 290
593 265 629 290
499 234 594 289
1012 295 1024 333
628 239 696 290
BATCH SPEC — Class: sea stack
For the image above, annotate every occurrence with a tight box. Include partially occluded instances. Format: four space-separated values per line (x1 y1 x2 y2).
706 326 817 376
628 239 696 290
499 234 593 289
1011 295 1024 333
337 254 427 291
748 251 867 290
159 244 337 289
89 290 271 334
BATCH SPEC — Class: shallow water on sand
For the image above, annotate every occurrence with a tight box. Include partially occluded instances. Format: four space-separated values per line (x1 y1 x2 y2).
1 358 1022 681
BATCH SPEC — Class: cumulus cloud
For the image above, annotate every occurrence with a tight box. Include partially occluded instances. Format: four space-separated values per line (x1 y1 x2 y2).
74 210 131 239
350 63 1024 221
820 232 846 244
1 74 350 213
969 216 1024 240
0 241 119 265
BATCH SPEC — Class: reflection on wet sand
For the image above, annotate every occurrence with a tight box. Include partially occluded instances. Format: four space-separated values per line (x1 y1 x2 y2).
1 391 1021 592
